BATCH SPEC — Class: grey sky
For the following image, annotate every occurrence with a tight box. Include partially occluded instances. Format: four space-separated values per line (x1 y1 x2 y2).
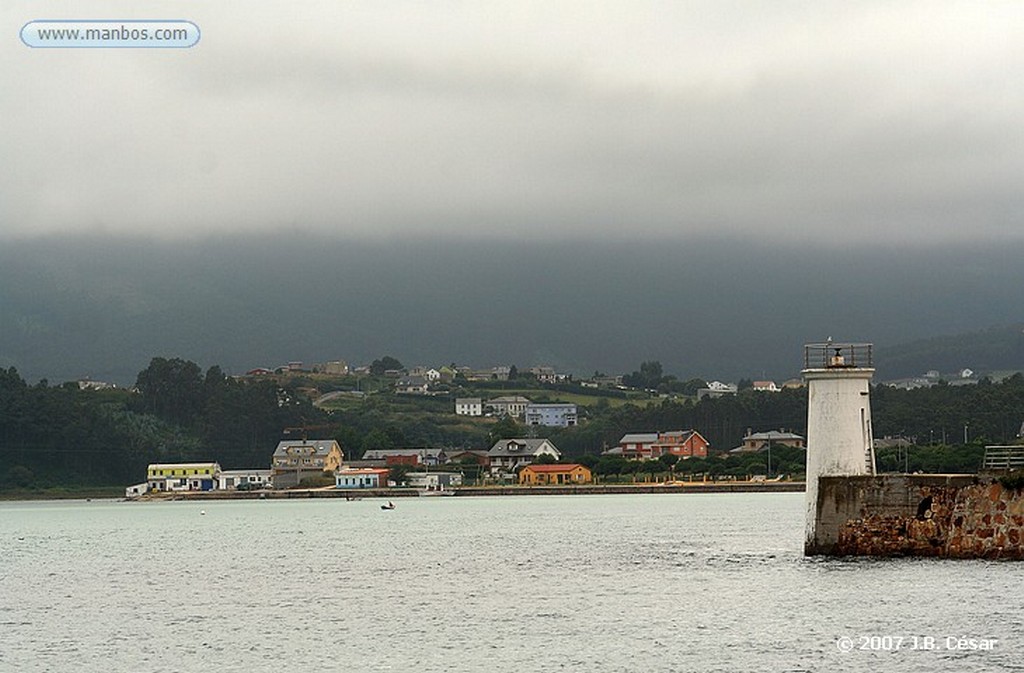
4 1 1023 244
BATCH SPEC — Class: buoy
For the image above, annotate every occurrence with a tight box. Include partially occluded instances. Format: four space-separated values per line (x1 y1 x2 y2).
200 510 206 516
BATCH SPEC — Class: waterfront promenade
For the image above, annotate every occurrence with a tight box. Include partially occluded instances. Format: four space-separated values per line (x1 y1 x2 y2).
141 480 805 500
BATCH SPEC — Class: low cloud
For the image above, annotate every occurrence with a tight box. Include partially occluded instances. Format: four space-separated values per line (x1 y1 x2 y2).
2 2 1022 245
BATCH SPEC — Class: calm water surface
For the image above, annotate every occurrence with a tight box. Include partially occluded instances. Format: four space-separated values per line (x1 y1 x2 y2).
1 493 1021 672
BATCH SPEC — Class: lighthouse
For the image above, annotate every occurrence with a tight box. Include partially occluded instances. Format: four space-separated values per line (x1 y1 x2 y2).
803 341 875 554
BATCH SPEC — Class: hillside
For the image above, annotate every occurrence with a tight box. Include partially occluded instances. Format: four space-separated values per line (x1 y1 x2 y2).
875 324 1024 380
5 235 1024 385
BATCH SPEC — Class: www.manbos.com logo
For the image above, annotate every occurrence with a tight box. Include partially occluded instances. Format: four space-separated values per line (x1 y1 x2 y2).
21 20 200 48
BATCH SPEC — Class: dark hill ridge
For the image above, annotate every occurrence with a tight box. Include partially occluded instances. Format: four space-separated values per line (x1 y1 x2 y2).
1 233 1023 385
874 324 1024 380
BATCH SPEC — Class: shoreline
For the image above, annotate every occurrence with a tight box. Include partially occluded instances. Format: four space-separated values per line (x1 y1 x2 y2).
136 481 806 501
0 487 125 502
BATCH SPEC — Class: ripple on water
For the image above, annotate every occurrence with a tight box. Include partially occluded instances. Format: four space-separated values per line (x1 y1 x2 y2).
0 494 1020 673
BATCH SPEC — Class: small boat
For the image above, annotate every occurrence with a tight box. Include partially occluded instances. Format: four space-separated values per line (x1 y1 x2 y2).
380 501 396 510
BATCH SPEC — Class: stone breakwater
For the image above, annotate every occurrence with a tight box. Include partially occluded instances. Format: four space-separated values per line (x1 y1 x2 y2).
813 474 1024 558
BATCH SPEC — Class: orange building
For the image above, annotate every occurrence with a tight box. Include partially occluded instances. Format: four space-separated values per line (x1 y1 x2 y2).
519 463 592 486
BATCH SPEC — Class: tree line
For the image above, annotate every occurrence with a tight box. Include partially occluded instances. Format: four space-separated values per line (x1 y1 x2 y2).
2 357 1022 491
0 359 319 491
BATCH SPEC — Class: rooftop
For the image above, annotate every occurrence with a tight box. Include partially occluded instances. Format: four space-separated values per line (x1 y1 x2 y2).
488 438 559 456
522 463 586 473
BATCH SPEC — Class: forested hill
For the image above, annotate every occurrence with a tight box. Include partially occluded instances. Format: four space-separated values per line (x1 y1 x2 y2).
0 359 320 491
3 355 1024 492
875 324 1024 380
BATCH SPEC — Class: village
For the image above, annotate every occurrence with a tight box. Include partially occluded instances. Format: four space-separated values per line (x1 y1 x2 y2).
123 355 1009 500
126 425 808 498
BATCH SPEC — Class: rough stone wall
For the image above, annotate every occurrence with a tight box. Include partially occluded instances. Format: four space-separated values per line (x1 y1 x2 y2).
814 475 1024 559
946 482 1024 559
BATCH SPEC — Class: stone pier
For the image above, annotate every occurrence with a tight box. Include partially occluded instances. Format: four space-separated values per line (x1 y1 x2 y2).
810 474 1024 558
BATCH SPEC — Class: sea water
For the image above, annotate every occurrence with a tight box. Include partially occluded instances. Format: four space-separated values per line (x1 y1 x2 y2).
1 493 1020 672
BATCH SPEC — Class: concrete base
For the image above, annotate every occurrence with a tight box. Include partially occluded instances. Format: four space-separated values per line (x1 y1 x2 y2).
809 474 1024 558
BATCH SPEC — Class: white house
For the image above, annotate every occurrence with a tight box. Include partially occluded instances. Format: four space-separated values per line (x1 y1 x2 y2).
218 469 273 490
124 482 149 498
335 468 390 489
396 376 429 395
406 472 463 490
524 403 578 427
487 438 561 477
696 381 738 400
487 395 532 418
455 398 483 416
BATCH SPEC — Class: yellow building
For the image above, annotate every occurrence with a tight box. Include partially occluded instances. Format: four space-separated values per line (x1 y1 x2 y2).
519 463 592 486
147 462 221 492
271 439 345 488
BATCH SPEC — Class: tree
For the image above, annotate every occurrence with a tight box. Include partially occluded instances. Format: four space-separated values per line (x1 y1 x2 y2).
488 416 522 444
134 357 204 426
389 463 412 485
370 356 404 376
658 454 679 469
680 378 708 396
534 453 557 465
623 361 665 389
362 428 394 453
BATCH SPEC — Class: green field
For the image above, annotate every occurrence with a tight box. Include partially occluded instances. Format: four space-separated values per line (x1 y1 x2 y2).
482 388 665 409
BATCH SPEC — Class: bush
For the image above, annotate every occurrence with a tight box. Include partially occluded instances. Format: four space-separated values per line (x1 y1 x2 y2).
998 471 1024 491
7 465 34 488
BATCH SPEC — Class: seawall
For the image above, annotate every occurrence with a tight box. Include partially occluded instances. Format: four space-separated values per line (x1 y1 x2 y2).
140 481 805 501
811 474 1024 558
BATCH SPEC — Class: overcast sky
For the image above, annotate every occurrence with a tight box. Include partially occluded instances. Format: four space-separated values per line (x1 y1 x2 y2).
4 1 1023 245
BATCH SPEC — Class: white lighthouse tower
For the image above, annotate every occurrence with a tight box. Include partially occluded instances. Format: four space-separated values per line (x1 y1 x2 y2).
803 341 876 554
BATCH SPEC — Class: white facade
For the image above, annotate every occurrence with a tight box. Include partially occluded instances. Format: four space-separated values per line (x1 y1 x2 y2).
524 403 578 427
335 468 389 489
218 469 273 490
406 472 463 489
124 482 149 498
697 381 738 400
803 345 876 553
487 396 531 418
487 438 562 476
455 398 483 416
152 476 215 492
